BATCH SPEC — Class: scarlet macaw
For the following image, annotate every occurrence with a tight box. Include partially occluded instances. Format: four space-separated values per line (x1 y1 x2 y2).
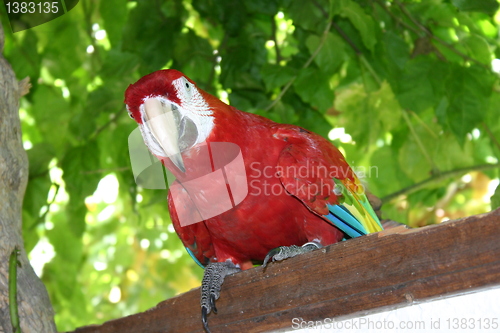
124 69 383 332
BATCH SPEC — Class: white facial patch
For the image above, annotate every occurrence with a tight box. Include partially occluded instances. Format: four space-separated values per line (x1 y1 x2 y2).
171 77 214 144
137 77 215 159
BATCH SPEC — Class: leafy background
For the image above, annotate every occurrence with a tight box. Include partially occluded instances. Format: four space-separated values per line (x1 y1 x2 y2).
2 0 500 330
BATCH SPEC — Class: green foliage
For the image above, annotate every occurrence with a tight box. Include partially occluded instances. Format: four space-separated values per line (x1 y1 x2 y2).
2 0 500 330
492 184 500 209
451 0 499 15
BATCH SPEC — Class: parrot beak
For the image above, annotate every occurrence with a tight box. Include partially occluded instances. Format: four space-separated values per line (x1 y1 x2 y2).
143 98 186 173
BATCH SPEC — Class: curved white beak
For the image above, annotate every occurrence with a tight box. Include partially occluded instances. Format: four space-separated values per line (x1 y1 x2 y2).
143 98 186 173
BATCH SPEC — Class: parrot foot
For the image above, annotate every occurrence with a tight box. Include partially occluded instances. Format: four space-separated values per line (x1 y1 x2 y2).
262 241 322 268
201 261 241 333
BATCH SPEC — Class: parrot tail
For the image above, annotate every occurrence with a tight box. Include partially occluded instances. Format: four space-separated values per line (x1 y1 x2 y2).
324 178 383 238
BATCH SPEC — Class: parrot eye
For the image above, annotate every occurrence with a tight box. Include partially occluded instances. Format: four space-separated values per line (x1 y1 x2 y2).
173 77 194 100
182 78 193 99
125 105 135 120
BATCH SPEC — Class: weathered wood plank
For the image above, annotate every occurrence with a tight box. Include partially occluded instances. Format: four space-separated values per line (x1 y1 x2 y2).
70 209 500 333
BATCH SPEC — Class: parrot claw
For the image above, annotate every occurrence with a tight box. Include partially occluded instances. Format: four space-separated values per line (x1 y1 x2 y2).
202 307 210 333
262 241 322 268
210 293 217 314
201 261 241 332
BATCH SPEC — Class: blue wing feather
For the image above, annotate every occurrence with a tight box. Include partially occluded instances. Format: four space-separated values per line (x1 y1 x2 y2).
186 247 206 268
324 211 364 238
328 204 367 235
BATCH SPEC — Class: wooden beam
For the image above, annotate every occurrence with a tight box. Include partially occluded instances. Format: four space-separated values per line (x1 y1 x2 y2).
70 209 500 333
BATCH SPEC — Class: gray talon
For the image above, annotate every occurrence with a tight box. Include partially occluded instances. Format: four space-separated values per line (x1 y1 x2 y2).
262 242 322 268
201 262 241 332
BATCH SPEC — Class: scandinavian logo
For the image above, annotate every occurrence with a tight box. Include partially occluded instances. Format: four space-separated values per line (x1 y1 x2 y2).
128 128 248 227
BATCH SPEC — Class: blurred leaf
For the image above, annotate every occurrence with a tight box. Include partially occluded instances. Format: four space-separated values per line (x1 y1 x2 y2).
260 64 296 91
22 176 51 227
432 133 475 170
491 184 500 210
370 146 412 197
306 33 345 75
61 141 101 236
31 85 71 155
122 1 184 73
440 66 494 143
391 58 437 113
101 50 140 79
331 0 376 52
293 67 333 111
99 0 128 47
451 0 499 15
7 29 41 80
47 211 83 264
383 31 409 70
368 81 401 132
298 108 331 139
99 122 136 170
44 256 80 299
221 1 249 37
42 18 86 79
26 143 55 176
287 0 325 33
408 187 447 210
421 3 459 28
398 132 433 183
244 0 278 15
334 83 368 145
173 30 214 83
461 34 491 64
336 81 400 147
220 39 256 88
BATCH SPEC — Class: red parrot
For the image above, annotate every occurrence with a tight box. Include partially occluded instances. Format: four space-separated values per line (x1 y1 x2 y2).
124 69 383 332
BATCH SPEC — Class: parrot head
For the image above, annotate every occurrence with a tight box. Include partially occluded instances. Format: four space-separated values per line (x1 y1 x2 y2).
124 70 215 173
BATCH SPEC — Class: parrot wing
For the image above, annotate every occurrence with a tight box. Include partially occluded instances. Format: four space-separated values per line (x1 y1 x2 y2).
276 127 383 238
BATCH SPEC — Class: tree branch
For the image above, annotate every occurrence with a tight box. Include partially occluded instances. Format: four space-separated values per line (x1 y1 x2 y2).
381 163 500 204
270 16 282 64
91 108 127 140
0 18 57 333
359 54 382 86
332 21 362 54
